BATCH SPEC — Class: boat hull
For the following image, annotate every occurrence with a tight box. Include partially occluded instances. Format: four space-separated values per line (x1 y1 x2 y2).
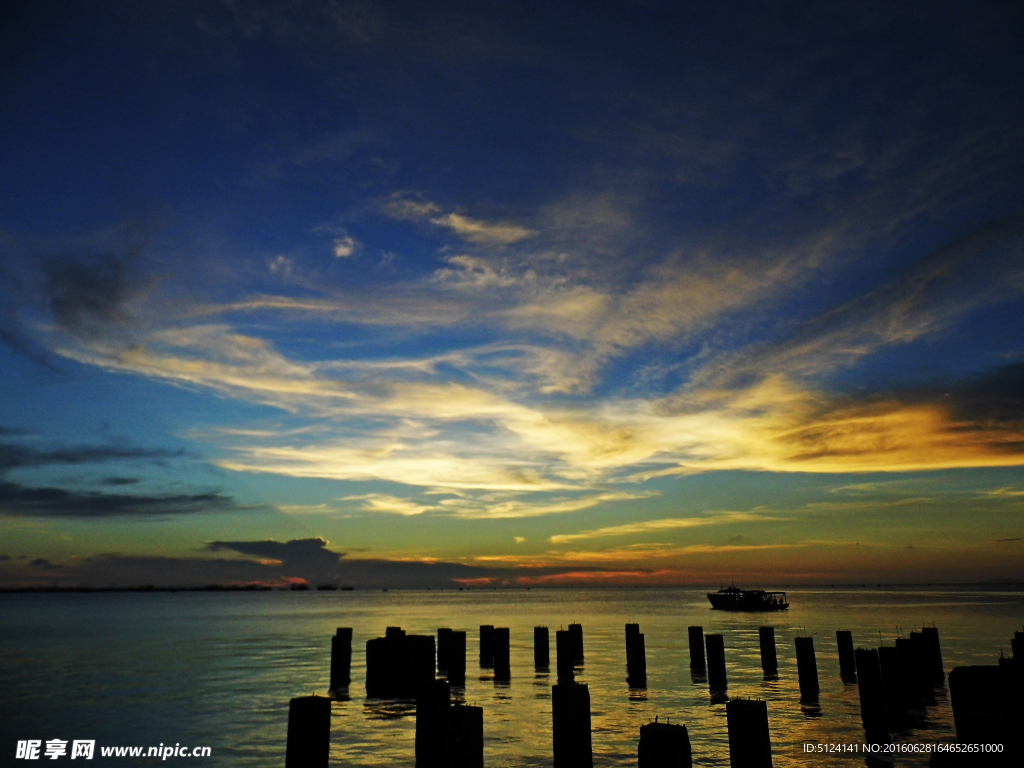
707 590 789 611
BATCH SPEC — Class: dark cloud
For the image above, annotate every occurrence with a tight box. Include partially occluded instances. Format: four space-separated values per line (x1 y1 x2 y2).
42 253 137 336
0 540 610 589
0 433 237 519
0 441 184 472
946 363 1024 427
0 481 238 519
101 476 140 486
29 558 61 570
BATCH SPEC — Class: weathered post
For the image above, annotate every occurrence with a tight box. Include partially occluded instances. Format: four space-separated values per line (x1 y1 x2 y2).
535 626 550 670
448 631 467 686
493 627 511 682
895 637 925 704
706 634 727 691
794 637 819 702
556 629 575 682
568 623 585 664
921 626 945 683
726 698 772 768
758 627 777 677
449 704 484 768
638 720 692 768
437 627 453 674
626 623 647 686
330 627 352 691
407 634 437 695
479 625 494 668
285 695 331 768
836 630 856 680
854 648 889 743
552 681 592 767
877 645 908 723
688 626 706 670
416 680 451 768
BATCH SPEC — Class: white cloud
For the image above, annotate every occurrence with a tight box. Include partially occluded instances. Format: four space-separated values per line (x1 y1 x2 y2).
333 237 358 258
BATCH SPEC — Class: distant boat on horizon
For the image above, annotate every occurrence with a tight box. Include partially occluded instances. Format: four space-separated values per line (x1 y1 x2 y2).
707 585 789 611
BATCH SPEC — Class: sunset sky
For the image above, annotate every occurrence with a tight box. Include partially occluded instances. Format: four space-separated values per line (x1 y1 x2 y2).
1 0 1023 587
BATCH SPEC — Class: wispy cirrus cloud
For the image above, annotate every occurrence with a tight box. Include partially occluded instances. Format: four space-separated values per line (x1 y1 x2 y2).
385 194 536 244
549 511 783 544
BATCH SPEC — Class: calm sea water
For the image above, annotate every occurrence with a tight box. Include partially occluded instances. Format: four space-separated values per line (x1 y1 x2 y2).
1 587 1022 766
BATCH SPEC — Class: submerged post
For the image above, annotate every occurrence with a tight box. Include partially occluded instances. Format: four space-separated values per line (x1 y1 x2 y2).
448 630 467 687
493 627 511 682
552 681 592 767
854 648 889 743
479 625 494 669
330 627 352 690
794 637 819 702
626 623 647 687
688 626 706 670
285 695 331 768
568 623 585 664
535 626 550 670
836 630 856 680
726 698 772 768
637 720 692 768
556 629 575 682
706 634 727 691
758 627 777 677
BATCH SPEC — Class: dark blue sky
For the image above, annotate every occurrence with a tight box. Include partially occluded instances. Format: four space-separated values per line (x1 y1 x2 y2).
1 0 1023 587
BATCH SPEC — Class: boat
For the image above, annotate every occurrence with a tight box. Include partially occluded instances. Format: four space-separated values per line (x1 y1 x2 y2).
707 585 789 611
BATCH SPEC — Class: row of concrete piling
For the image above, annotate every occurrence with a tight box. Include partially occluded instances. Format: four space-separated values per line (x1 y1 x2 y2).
287 622 1021 767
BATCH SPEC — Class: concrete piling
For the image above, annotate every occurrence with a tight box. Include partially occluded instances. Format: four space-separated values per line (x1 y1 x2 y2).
285 695 331 768
854 648 890 743
949 666 1008 744
921 626 945 683
794 637 819 702
568 623 585 664
706 634 728 691
448 631 467 686
535 626 550 670
638 720 692 768
449 703 484 768
493 627 511 682
437 628 453 674
330 627 352 691
895 637 926 704
552 681 593 767
479 625 495 669
416 680 451 768
556 629 575 682
836 630 856 680
877 645 909 722
726 698 772 768
625 623 647 687
415 679 484 768
758 627 777 677
408 634 437 692
365 626 435 698
688 626 706 670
